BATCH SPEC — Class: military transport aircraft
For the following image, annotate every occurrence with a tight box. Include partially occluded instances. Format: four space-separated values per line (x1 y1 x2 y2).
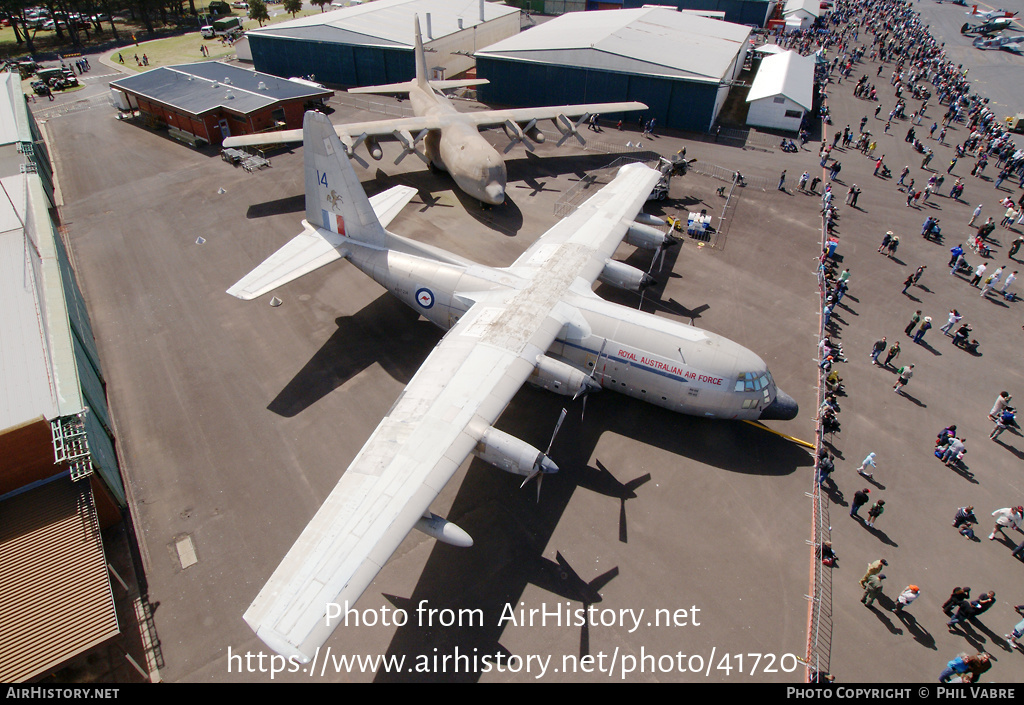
222 15 645 205
228 111 798 662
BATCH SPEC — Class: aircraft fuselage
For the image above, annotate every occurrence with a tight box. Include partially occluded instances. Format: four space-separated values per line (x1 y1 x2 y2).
341 239 797 421
410 84 507 205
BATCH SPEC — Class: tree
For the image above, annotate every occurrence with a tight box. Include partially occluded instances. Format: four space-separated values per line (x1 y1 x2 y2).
311 0 329 10
283 0 301 17
248 0 268 26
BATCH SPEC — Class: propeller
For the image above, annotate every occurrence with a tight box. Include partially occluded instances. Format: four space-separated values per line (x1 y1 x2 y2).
339 132 369 169
555 113 590 147
577 339 608 420
503 118 537 154
520 407 567 502
638 232 679 310
393 128 430 165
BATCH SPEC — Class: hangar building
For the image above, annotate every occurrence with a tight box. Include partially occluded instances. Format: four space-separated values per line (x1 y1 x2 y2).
619 0 778 26
745 49 815 131
0 71 134 682
474 8 751 133
244 0 522 86
109 61 333 146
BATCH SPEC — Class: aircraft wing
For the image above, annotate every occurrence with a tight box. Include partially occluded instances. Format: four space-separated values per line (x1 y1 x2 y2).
242 162 664 661
508 162 664 279
226 185 417 300
243 297 570 661
460 101 649 129
221 102 647 149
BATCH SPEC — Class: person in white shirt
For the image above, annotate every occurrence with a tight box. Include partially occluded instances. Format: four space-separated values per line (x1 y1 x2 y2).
990 506 1024 541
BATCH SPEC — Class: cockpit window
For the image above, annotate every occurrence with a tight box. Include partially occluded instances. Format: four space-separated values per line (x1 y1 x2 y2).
735 371 771 392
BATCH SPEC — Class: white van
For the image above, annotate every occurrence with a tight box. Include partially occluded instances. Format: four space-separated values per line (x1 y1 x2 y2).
201 25 216 38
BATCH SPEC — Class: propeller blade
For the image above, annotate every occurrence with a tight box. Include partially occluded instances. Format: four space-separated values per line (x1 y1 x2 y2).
546 407 568 455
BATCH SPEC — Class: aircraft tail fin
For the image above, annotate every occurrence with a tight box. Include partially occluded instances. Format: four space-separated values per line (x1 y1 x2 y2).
303 111 386 247
413 14 430 92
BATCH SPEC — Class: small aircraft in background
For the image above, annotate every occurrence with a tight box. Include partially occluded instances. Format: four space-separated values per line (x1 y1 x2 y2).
961 14 1016 35
228 110 798 662
965 4 1018 20
973 33 1024 51
223 15 646 205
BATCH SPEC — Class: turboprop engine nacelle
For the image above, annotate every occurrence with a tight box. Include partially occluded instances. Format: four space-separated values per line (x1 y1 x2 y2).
528 355 602 397
625 222 669 251
473 427 558 477
599 259 655 293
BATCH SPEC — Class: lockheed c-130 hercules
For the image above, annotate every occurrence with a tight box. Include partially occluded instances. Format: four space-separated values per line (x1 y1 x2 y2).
223 15 646 205
226 109 799 662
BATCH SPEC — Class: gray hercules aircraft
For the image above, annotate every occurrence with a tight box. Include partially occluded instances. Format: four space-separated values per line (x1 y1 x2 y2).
228 111 798 662
222 15 646 205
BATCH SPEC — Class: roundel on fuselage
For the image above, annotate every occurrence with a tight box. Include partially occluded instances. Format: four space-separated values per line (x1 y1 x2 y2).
415 287 435 309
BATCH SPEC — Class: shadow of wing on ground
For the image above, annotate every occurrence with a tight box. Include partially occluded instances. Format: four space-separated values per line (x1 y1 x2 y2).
268 294 440 417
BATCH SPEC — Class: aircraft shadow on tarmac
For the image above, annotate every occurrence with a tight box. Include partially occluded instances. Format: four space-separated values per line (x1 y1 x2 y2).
270 288 812 680
267 295 441 417
369 387 810 681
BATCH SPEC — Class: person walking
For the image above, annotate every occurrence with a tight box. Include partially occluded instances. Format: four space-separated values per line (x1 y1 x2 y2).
878 231 894 253
1000 271 1017 297
969 204 983 226
941 309 962 335
970 262 987 287
894 364 914 394
901 273 915 294
778 170 787 191
989 392 1012 420
883 341 900 368
850 487 871 518
892 584 919 612
942 586 971 616
912 317 931 344
861 572 885 607
857 452 877 478
867 499 885 527
859 558 887 587
904 310 922 336
989 506 1024 541
1005 604 1024 649
870 337 887 364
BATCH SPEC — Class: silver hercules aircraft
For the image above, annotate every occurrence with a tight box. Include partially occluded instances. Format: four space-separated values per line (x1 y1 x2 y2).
222 15 646 205
228 111 799 662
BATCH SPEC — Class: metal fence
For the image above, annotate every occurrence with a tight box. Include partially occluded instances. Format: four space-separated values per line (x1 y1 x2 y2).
805 184 833 683
552 153 660 218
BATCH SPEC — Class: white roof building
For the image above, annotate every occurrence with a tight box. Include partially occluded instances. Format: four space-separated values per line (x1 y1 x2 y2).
245 0 522 83
782 0 820 29
745 49 815 131
476 8 751 84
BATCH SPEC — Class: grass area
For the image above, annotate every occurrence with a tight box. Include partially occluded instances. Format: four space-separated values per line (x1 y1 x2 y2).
102 6 323 72
1 4 323 61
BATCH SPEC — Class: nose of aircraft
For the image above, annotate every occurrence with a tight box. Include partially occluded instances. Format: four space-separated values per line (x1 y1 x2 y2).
759 389 799 421
484 181 505 205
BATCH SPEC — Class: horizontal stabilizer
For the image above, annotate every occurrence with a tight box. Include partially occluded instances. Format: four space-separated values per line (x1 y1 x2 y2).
223 129 303 148
226 185 416 300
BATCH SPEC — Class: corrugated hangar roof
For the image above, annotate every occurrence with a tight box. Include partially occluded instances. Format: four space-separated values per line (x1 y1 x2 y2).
783 0 821 18
247 0 521 46
475 8 751 83
746 49 815 110
109 62 331 116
